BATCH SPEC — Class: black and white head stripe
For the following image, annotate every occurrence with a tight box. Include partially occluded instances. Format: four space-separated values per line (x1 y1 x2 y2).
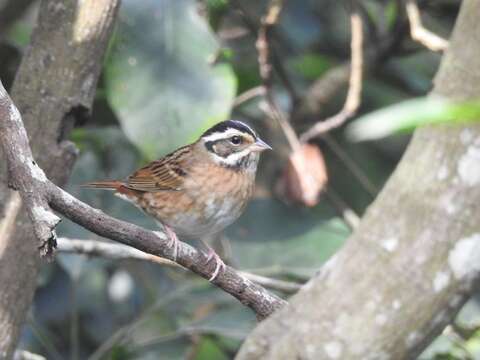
201 120 257 142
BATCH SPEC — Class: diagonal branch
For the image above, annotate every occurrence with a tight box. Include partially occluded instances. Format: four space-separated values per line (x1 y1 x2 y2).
0 79 287 320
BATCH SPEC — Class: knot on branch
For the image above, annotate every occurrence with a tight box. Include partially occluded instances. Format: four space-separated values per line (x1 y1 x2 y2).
32 205 61 258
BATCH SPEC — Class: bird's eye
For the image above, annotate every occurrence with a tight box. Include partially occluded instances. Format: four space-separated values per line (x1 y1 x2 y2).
230 135 242 145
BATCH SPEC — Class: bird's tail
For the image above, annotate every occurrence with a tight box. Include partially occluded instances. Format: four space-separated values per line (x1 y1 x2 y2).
81 180 123 190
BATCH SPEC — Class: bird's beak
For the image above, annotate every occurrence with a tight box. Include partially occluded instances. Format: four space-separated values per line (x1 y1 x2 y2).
251 138 272 152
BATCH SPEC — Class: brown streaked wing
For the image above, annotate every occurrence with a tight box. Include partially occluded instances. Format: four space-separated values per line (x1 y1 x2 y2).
125 146 190 191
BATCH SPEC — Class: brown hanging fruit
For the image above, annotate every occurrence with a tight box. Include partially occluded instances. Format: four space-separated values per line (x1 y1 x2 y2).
277 143 328 207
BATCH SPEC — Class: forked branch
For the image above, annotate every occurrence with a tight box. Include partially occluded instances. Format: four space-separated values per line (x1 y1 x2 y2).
0 84 60 256
300 8 364 142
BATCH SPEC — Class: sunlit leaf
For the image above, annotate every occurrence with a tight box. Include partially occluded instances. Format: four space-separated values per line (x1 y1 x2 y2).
347 96 480 141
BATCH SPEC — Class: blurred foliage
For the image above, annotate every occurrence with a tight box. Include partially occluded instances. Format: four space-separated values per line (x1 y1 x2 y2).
348 97 480 141
289 53 333 80
0 0 475 359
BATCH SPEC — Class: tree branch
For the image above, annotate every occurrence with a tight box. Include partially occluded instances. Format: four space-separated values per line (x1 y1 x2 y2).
0 80 287 320
233 86 266 108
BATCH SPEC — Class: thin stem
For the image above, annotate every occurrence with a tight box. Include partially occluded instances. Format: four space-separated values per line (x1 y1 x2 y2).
406 0 448 52
300 8 364 141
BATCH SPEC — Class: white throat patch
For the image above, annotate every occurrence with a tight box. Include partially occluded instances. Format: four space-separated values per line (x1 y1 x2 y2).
210 150 259 173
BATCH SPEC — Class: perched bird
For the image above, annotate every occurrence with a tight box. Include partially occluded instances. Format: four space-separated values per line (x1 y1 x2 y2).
83 120 271 280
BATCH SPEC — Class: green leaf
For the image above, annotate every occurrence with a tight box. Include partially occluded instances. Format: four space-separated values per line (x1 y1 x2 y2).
346 96 480 142
228 198 349 276
105 0 237 160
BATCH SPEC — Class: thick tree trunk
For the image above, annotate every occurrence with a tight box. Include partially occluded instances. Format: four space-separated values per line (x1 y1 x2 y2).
237 1 480 359
0 0 119 357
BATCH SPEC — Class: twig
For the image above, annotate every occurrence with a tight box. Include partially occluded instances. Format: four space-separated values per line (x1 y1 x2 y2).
324 187 360 230
300 8 364 142
297 63 351 118
406 0 448 52
13 350 46 360
238 271 301 293
57 238 180 267
253 2 371 231
256 0 301 151
323 134 378 197
56 238 302 294
133 325 248 350
258 100 300 151
243 265 312 282
231 0 299 103
0 79 286 321
233 86 266 107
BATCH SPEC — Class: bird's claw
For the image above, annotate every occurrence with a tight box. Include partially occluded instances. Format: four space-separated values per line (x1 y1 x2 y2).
164 225 179 261
206 247 226 281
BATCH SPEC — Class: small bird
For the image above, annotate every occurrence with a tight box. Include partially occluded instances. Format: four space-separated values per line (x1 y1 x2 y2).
83 120 271 280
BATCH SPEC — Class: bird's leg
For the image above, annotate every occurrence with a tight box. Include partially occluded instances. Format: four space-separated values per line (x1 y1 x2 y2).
204 244 226 282
163 225 179 261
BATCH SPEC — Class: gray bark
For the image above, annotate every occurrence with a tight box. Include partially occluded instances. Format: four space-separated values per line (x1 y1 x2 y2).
0 0 119 357
236 0 480 359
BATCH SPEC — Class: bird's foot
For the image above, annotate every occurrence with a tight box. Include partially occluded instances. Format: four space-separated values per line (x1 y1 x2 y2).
205 246 226 282
164 225 179 261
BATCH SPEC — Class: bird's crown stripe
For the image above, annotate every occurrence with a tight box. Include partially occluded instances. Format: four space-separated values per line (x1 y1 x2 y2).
202 128 253 143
